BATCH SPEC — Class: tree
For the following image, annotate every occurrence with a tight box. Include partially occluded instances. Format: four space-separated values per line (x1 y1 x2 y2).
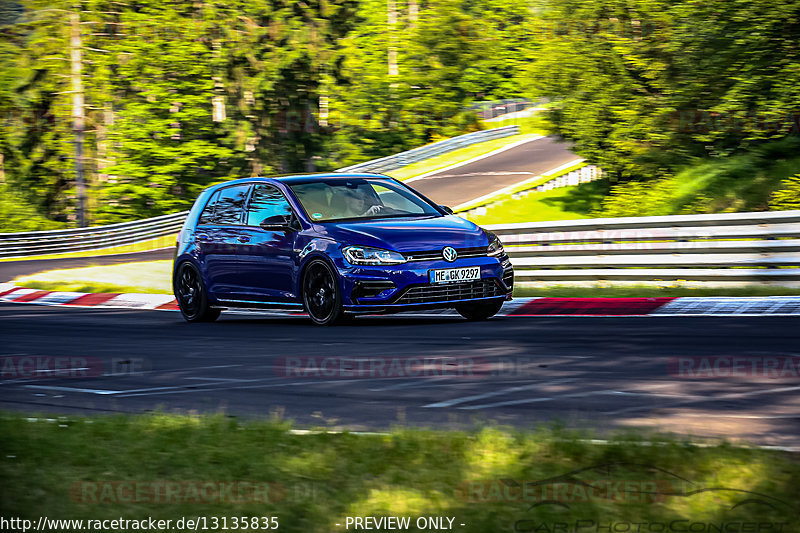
527 0 800 181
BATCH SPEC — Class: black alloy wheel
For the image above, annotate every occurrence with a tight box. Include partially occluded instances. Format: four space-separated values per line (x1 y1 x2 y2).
174 262 220 323
302 259 345 326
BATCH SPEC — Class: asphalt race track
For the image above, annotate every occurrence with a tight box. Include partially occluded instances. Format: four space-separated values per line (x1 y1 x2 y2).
2 303 799 446
407 135 576 207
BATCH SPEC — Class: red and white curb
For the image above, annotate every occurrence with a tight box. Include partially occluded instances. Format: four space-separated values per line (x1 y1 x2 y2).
0 284 177 311
1 283 799 316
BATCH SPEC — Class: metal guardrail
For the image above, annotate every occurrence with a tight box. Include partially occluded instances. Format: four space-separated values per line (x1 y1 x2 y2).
468 99 533 120
335 126 520 174
486 210 800 286
0 211 188 258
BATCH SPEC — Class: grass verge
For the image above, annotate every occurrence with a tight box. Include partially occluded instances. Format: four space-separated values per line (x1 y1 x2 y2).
1 412 798 533
10 260 173 294
465 179 609 224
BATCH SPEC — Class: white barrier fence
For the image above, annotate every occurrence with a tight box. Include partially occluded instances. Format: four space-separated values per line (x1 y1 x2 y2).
486 210 800 287
0 211 188 258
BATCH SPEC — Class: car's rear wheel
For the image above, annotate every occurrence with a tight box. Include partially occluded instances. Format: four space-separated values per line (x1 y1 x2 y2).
302 259 345 326
174 262 220 323
455 299 504 321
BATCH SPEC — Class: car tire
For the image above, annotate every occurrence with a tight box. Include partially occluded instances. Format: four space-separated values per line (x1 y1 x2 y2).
455 299 504 321
302 259 345 326
174 262 221 323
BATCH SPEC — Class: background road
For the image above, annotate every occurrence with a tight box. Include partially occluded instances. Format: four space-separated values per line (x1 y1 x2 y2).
407 135 576 207
2 303 798 446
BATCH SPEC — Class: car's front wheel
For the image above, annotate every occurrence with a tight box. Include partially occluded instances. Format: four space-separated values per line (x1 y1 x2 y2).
455 299 504 321
302 259 345 326
174 262 220 323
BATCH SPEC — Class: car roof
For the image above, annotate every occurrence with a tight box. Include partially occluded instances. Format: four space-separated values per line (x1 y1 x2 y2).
205 173 392 192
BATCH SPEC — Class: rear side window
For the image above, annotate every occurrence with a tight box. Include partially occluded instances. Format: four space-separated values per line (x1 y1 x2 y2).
246 184 292 226
198 185 251 225
215 185 251 225
198 190 221 225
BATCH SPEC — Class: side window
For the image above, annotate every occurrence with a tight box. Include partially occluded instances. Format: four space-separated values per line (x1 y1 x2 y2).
246 184 292 226
198 190 220 225
214 184 251 225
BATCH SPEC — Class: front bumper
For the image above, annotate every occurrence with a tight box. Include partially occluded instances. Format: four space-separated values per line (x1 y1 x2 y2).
337 255 514 312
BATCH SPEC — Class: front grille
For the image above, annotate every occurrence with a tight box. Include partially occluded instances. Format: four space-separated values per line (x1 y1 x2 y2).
405 246 488 262
393 279 504 305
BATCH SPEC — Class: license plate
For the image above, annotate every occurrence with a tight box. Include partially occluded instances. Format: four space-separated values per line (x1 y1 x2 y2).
430 266 481 284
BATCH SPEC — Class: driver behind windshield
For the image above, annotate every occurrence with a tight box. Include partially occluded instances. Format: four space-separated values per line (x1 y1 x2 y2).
289 177 439 222
337 185 383 218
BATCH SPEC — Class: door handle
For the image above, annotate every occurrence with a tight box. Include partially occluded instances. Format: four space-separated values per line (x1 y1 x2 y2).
237 236 251 243
196 233 210 242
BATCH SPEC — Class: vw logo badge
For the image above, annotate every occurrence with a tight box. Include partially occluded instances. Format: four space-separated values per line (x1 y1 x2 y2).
442 246 458 262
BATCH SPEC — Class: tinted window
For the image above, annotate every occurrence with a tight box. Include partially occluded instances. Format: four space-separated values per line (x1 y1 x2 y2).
373 184 428 214
214 185 250 225
246 185 293 226
289 178 439 222
198 190 220 225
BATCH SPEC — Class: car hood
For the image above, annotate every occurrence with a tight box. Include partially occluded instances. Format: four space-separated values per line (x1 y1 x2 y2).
315 215 489 252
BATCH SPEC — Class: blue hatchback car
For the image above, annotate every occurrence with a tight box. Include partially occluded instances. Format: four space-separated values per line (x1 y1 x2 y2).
172 173 513 325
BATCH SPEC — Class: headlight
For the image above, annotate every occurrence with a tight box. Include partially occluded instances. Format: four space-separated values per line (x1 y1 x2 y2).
343 245 406 265
486 232 505 257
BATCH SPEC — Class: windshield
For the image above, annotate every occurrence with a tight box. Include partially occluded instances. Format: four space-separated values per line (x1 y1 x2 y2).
288 177 441 222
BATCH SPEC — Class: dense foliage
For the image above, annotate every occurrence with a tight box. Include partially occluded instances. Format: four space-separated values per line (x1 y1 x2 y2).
529 0 800 182
1 0 798 228
0 0 531 225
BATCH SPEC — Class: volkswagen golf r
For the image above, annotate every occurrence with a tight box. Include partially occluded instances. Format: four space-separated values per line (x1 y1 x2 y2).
172 173 513 325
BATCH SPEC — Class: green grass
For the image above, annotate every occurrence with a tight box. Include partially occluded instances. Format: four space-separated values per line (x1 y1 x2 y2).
11 260 173 294
1 412 798 533
386 132 545 182
465 179 610 224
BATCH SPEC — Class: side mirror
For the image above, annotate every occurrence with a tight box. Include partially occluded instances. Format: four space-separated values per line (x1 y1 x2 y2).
439 205 454 215
260 214 295 231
